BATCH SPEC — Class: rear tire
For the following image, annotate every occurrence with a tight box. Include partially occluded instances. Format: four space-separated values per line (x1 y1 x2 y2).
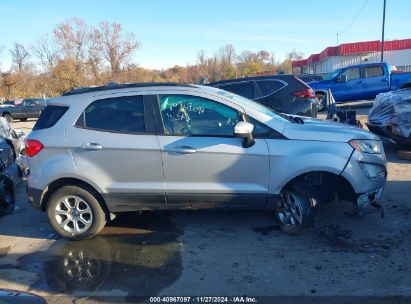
47 186 106 240
3 114 12 123
276 188 313 234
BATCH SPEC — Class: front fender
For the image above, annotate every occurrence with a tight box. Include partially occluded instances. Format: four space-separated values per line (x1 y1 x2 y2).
266 139 353 194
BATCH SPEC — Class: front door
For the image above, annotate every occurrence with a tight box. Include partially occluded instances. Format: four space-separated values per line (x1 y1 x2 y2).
154 93 270 207
65 93 165 210
333 67 363 101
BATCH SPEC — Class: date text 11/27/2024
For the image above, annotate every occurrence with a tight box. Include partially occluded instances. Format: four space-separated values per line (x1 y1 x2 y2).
149 296 258 303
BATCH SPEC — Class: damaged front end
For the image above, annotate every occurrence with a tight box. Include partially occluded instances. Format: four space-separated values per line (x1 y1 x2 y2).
0 173 16 216
0 117 26 216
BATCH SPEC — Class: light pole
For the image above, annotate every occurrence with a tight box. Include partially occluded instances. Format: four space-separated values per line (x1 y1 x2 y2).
381 0 387 62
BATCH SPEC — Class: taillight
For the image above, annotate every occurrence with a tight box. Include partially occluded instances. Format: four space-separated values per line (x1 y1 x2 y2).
293 88 316 99
25 139 44 157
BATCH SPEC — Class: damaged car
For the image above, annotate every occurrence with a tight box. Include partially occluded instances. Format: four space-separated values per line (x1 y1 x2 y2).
25 83 387 240
367 88 411 146
0 117 24 216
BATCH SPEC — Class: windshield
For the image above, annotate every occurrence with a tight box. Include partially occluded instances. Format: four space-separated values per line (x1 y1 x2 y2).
323 68 342 80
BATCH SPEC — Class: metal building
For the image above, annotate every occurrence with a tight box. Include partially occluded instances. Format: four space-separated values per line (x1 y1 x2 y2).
292 38 411 75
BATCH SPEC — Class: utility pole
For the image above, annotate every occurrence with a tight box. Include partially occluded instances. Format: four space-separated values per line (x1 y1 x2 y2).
381 0 387 62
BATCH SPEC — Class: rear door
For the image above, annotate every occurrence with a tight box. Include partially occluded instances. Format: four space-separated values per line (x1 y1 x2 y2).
363 65 389 98
154 91 270 207
65 92 165 210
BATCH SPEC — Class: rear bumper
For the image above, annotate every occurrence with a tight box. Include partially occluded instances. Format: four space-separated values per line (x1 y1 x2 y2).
26 184 43 211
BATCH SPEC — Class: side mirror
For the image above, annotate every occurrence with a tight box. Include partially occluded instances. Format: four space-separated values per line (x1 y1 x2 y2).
336 74 348 83
234 121 255 148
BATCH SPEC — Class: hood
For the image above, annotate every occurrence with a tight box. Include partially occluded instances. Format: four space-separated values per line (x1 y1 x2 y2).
282 117 379 142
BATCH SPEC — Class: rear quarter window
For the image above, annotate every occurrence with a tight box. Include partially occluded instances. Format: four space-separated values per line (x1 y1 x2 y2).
33 105 69 131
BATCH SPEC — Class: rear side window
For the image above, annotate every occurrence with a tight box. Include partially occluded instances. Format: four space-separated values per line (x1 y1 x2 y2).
365 66 384 78
33 105 68 131
256 80 286 97
219 82 254 99
76 96 146 133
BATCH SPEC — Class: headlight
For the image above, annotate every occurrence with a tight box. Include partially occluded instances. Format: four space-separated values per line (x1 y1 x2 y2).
349 139 383 154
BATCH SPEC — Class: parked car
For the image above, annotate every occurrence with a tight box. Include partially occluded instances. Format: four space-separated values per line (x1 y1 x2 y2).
0 117 24 216
309 62 411 102
0 100 16 107
0 98 47 122
208 75 318 118
25 83 386 240
367 88 411 146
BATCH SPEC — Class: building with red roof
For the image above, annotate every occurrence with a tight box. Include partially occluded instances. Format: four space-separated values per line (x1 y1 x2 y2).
292 38 411 75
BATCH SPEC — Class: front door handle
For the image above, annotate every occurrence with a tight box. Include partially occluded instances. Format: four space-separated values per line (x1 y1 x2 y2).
357 80 365 85
81 143 103 151
165 146 197 154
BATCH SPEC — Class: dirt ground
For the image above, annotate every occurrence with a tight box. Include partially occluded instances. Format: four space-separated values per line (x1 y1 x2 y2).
0 115 410 304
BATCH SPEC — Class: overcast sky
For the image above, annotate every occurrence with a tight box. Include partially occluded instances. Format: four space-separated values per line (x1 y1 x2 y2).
0 0 410 69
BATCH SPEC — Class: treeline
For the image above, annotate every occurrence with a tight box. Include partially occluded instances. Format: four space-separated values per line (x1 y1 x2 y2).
0 18 303 100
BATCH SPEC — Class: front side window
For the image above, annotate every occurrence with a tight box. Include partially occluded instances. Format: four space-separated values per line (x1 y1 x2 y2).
159 95 240 137
77 96 145 133
365 66 384 78
219 82 254 99
341 68 361 81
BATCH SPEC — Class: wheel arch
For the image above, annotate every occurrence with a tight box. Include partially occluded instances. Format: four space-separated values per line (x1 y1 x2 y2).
279 170 357 204
40 177 110 214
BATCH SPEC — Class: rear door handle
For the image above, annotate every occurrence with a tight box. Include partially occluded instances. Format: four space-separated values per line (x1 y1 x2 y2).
165 146 197 154
81 143 103 151
357 80 365 84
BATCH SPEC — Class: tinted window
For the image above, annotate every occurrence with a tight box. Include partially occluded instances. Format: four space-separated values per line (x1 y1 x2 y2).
365 66 384 78
33 105 68 130
219 82 254 99
80 96 145 133
159 95 240 136
342 68 361 80
256 80 285 96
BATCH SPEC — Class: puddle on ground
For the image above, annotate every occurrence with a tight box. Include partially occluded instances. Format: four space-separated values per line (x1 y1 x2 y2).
17 212 183 302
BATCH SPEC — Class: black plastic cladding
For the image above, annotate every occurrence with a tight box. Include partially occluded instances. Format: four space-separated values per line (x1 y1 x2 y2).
63 83 196 96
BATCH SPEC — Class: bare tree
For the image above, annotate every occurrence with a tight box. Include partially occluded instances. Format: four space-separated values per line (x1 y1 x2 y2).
217 44 236 66
54 18 92 72
95 21 141 78
32 34 58 71
10 43 30 72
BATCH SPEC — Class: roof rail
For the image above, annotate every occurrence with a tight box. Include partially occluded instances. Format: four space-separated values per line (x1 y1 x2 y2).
62 82 194 96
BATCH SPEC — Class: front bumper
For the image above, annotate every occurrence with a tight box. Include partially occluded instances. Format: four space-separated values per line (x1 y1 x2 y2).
341 149 387 207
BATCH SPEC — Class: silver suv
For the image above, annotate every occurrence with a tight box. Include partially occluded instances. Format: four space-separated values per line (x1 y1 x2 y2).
25 83 387 240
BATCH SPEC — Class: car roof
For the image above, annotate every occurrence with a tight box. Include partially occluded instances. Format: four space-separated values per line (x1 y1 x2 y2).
63 82 196 96
209 74 296 86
